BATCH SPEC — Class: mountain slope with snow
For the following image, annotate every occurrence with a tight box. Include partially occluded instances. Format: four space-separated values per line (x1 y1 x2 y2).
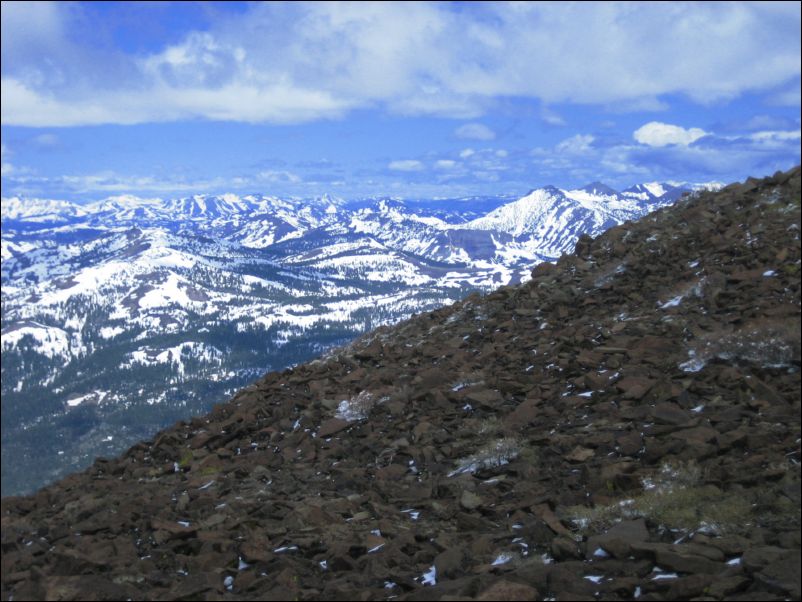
1 179 697 495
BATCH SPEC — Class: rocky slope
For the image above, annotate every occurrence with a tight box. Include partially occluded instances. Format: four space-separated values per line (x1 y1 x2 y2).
1 181 693 498
1 168 800 601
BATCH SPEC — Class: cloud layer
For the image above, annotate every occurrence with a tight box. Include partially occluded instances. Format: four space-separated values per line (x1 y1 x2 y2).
2 1 800 126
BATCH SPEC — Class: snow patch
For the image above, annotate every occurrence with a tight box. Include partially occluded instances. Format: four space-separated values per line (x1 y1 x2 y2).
2 324 71 359
420 565 437 586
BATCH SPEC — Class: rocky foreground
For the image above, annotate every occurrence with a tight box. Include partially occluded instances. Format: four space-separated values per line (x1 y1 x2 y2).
2 168 801 601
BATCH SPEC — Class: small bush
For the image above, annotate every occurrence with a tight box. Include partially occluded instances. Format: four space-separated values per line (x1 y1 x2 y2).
566 461 753 536
681 318 801 372
448 436 522 477
455 417 500 440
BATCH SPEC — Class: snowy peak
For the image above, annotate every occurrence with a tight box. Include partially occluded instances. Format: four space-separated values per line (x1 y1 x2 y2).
577 181 620 197
0 197 86 221
642 182 668 198
460 178 702 259
466 187 567 238
314 192 345 208
621 182 674 201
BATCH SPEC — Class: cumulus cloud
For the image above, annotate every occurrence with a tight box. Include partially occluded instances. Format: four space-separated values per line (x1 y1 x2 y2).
2 2 799 126
435 159 458 170
388 160 424 172
633 122 708 147
455 123 496 140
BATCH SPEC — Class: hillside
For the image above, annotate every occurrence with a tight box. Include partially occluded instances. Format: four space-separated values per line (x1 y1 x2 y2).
1 181 693 497
1 168 800 601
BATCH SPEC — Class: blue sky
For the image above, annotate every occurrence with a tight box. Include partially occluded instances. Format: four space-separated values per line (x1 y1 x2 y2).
1 1 800 202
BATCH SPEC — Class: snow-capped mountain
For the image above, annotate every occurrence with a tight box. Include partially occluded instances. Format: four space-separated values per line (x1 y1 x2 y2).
1 180 697 495
462 182 683 258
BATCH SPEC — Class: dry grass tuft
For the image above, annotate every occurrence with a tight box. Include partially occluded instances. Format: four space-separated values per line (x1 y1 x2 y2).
681 318 801 372
335 390 375 422
566 461 759 536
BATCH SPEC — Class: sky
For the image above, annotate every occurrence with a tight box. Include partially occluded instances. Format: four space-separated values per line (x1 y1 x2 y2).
1 1 800 202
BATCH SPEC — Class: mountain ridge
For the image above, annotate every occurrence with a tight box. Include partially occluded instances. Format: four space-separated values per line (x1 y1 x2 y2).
2 167 799 601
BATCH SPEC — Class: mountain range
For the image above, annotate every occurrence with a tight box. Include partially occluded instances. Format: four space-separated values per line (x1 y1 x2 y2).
1 167 798 601
1 180 705 495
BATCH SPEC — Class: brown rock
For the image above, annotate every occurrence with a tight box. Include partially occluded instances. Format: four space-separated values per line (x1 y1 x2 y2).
651 402 693 425
707 575 751 598
565 446 594 462
150 518 197 539
666 574 714 599
617 376 655 400
460 490 483 510
504 399 539 429
465 389 503 406
754 550 802 598
587 519 649 560
318 418 351 437
670 425 719 444
533 504 570 536
616 431 643 456
652 546 725 575
551 536 581 560
742 546 788 572
435 548 466 579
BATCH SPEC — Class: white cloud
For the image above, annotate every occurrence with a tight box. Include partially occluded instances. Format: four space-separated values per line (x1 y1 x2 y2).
607 97 670 113
749 129 801 142
388 160 424 172
257 170 302 184
459 148 475 159
1 2 66 60
1 77 351 127
556 134 595 154
455 123 496 140
2 2 799 126
33 133 59 147
633 122 708 147
540 107 567 126
435 159 458 170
